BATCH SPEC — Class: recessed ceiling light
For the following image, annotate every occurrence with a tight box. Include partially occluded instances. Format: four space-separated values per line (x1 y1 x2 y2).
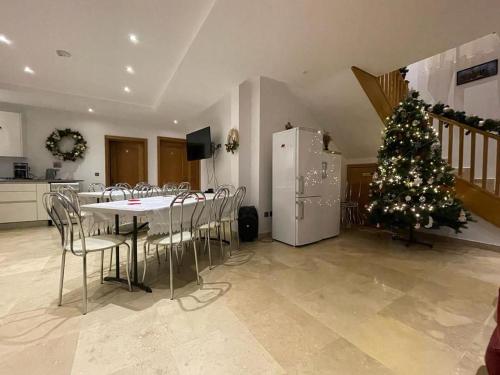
128 33 139 44
88 108 94 113
0 34 12 45
24 66 34 74
124 86 131 93
126 65 135 74
173 120 178 124
56 49 72 58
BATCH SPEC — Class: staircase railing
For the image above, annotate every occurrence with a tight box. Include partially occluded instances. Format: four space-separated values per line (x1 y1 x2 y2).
428 112 499 197
378 70 409 109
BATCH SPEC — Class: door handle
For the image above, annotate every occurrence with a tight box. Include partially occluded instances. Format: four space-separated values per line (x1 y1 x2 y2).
296 201 305 220
296 176 305 195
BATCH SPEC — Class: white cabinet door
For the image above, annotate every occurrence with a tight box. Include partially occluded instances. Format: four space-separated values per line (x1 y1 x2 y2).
0 111 23 157
36 184 50 220
297 129 323 198
295 196 323 246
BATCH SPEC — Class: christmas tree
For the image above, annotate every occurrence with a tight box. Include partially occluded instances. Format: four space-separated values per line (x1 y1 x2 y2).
367 91 469 242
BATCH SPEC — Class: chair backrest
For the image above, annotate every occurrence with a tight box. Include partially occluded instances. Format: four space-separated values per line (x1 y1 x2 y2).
58 186 82 213
231 186 246 219
208 187 230 224
177 182 190 192
169 191 206 245
88 183 105 192
101 186 127 202
115 182 132 190
162 183 178 196
133 184 154 198
218 184 236 194
43 192 86 255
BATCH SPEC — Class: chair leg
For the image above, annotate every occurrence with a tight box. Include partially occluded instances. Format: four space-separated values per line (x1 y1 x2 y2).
108 248 113 271
207 230 213 270
169 246 174 300
155 245 160 264
142 241 148 284
100 250 104 284
125 243 132 292
58 251 66 306
218 225 224 261
193 240 200 285
228 221 232 257
236 219 240 250
82 255 88 315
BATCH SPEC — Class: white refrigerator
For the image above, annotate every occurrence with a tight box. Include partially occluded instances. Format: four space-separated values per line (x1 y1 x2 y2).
272 127 341 246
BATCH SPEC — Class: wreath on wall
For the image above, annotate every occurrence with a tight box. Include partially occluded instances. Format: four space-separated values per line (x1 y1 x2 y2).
225 128 239 154
45 128 88 161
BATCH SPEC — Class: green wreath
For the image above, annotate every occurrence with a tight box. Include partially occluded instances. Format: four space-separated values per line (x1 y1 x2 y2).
45 128 87 161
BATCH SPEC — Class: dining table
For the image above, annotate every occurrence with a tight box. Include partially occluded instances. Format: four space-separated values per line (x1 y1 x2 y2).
81 194 215 293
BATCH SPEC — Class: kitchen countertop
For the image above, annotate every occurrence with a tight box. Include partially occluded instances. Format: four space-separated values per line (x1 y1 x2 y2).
0 179 83 184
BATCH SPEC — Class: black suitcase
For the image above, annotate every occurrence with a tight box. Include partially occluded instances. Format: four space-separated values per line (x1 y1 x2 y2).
238 206 258 242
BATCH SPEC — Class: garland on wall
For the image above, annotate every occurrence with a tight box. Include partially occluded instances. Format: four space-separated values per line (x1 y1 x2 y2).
45 128 87 161
429 102 500 135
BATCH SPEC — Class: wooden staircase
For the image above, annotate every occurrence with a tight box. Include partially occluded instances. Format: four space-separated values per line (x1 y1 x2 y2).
352 66 500 227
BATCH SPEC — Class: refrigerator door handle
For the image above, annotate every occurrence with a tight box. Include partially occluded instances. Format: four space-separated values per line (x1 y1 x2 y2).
296 200 305 220
296 176 305 195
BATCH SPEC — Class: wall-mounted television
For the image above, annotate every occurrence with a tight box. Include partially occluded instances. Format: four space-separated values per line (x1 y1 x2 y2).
186 126 212 161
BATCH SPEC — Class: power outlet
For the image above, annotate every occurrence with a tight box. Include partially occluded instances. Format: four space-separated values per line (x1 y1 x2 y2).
94 172 100 177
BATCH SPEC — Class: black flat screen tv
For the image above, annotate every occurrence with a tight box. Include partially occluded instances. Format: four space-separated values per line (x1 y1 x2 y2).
186 126 212 161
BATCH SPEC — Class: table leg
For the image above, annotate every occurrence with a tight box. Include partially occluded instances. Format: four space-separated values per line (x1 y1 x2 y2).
103 214 152 293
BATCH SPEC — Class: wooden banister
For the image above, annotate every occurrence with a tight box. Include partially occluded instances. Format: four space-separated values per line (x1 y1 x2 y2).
427 112 499 198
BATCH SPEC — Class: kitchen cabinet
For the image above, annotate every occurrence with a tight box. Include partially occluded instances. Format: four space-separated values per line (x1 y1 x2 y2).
0 183 49 223
0 111 23 157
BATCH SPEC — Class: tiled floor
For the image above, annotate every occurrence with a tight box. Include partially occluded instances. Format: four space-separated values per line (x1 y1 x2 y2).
0 225 497 374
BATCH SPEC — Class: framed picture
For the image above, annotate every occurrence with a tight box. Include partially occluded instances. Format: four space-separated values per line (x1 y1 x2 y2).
457 59 498 86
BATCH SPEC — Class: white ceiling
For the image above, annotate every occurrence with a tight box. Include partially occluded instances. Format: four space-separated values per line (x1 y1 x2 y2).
1 0 500 156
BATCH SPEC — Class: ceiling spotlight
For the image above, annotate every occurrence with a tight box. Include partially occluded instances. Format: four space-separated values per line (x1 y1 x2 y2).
88 108 94 113
128 33 139 44
0 34 12 45
124 86 131 93
56 49 72 58
24 66 35 74
126 65 135 74
173 120 178 124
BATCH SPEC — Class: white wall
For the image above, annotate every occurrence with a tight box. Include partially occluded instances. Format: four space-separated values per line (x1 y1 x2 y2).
0 104 184 189
258 77 326 233
184 92 239 191
407 33 499 179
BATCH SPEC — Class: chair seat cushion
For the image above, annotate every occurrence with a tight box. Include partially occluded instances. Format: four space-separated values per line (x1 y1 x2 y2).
65 234 127 253
147 231 193 246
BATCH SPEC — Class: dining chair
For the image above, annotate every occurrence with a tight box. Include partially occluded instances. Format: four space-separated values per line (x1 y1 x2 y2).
142 191 206 299
162 183 178 196
58 186 92 225
220 186 246 255
198 187 230 269
43 192 131 314
88 183 105 192
177 182 191 193
115 182 132 190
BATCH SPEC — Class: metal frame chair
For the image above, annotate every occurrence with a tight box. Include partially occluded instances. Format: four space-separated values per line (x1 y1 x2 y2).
198 187 230 268
162 183 178 196
88 183 105 192
143 191 206 299
221 186 246 254
177 182 191 193
43 192 131 314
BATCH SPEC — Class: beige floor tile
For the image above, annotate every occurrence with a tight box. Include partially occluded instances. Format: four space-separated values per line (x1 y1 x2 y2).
171 329 285 375
343 315 462 375
289 337 395 375
244 300 339 370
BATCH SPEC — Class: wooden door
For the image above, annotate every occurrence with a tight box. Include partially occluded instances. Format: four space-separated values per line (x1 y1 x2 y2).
346 163 378 215
157 137 200 189
105 136 148 186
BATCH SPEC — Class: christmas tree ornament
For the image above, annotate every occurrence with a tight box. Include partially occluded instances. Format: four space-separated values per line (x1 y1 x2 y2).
415 223 421 229
419 196 426 203
405 195 411 202
424 216 434 228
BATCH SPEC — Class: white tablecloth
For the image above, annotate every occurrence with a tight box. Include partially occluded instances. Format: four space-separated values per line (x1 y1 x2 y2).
81 194 220 236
